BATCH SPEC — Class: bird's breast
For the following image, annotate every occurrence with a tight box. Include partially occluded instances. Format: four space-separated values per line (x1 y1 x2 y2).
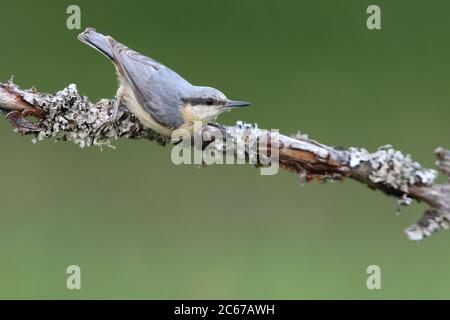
119 82 174 136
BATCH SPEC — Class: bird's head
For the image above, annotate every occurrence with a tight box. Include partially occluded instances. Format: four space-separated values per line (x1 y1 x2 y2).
180 86 250 124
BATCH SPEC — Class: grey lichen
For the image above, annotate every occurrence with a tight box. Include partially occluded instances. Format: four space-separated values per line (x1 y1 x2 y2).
7 81 169 148
396 193 413 206
349 145 437 193
348 147 370 168
435 147 450 180
201 121 274 165
405 209 450 241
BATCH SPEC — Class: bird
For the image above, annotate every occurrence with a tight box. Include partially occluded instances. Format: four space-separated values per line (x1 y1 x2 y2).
78 28 250 136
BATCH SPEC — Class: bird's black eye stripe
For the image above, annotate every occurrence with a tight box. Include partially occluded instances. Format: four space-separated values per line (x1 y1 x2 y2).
182 97 219 106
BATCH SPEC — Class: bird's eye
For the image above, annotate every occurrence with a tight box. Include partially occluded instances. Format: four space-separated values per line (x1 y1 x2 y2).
206 98 214 106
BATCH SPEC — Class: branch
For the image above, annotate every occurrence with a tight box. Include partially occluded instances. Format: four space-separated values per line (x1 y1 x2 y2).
1 79 449 241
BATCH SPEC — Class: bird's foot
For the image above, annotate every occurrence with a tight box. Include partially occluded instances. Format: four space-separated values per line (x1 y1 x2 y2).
95 105 123 136
6 107 45 134
96 120 114 136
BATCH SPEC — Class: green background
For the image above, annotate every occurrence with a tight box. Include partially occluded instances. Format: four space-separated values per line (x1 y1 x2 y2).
0 0 449 299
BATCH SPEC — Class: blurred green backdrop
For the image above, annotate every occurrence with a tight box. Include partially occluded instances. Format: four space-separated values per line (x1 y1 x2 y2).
0 0 449 299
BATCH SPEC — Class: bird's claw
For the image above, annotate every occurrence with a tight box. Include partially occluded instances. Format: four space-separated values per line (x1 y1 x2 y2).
6 108 44 134
97 118 116 136
22 107 46 119
95 102 123 135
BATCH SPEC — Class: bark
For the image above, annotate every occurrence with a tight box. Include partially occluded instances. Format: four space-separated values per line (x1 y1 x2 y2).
0 79 448 241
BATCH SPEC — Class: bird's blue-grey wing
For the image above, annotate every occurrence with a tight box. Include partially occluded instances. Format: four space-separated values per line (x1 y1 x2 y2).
108 38 191 129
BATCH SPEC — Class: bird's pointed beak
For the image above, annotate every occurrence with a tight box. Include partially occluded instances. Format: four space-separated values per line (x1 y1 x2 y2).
226 100 251 108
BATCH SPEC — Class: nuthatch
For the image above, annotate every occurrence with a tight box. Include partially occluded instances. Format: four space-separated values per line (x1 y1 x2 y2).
78 28 250 136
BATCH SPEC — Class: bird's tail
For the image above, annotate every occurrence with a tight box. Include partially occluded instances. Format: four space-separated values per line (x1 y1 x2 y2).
78 27 115 61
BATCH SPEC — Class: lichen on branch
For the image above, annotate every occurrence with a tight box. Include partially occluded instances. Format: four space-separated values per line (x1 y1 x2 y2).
0 79 449 242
